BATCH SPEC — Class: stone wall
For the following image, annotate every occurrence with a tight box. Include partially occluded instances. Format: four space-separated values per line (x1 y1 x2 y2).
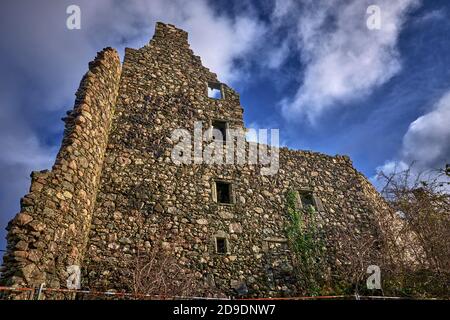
2 22 402 298
80 23 388 297
0 48 122 292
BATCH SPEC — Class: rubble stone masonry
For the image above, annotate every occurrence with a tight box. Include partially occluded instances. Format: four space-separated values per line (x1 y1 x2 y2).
1 23 400 298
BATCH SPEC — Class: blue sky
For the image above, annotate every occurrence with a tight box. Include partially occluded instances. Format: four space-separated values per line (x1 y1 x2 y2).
0 0 449 253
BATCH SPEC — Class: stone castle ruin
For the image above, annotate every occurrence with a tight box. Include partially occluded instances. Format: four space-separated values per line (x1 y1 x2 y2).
1 23 406 298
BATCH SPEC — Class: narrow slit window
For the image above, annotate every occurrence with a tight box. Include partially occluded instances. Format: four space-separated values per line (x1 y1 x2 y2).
212 120 227 142
207 82 223 99
216 181 232 204
216 237 227 254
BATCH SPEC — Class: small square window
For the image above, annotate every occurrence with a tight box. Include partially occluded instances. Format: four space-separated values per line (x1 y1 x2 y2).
300 191 316 211
216 237 227 254
212 120 227 142
207 82 223 99
216 181 232 204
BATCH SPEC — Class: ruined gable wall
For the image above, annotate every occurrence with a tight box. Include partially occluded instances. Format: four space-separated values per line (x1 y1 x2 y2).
0 22 396 298
0 48 122 293
82 22 246 292
81 23 386 297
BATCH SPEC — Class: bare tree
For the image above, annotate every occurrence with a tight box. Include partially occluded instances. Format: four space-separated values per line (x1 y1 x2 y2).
123 246 226 299
126 247 194 298
376 164 450 297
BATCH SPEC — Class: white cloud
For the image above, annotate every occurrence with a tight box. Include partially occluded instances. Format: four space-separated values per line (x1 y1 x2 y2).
401 90 450 170
414 8 446 24
0 0 266 175
371 159 409 190
265 40 291 69
80 0 266 83
0 135 55 169
272 0 296 21
274 0 420 123
184 11 266 82
373 88 450 187
376 160 410 175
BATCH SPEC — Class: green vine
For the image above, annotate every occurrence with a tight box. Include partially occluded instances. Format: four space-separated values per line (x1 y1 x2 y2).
286 190 326 296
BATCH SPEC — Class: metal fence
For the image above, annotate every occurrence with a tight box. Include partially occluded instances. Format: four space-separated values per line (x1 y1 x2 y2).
0 285 427 300
0 285 232 300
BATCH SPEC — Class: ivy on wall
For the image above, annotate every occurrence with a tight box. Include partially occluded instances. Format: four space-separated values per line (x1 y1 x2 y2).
286 190 326 295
